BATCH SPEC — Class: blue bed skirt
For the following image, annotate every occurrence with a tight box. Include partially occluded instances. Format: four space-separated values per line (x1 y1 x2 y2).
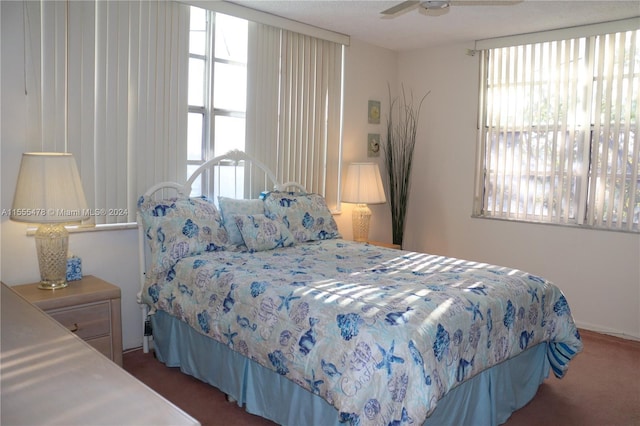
151 310 549 426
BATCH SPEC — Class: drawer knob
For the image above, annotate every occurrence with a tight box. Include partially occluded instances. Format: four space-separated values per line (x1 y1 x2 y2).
68 323 79 333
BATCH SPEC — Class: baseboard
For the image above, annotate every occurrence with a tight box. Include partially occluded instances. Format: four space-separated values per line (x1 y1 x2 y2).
576 321 640 342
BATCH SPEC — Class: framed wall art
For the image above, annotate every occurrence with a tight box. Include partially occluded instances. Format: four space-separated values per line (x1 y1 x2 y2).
368 100 381 124
367 133 380 157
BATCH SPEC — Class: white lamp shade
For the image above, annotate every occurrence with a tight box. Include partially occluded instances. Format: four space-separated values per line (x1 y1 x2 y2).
342 162 386 204
11 152 90 224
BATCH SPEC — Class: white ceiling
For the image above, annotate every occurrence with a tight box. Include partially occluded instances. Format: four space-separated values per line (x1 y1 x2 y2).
232 0 639 51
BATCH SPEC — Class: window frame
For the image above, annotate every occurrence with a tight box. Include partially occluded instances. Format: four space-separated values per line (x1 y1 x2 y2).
187 8 213 197
187 9 249 198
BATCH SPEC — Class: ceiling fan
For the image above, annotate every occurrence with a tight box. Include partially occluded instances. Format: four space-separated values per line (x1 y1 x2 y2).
381 1 521 16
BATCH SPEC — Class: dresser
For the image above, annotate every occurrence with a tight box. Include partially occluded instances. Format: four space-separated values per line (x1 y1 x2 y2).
1 282 199 425
12 275 123 366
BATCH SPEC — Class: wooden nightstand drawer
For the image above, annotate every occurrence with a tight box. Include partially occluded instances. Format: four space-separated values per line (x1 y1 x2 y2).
47 301 111 340
86 335 113 358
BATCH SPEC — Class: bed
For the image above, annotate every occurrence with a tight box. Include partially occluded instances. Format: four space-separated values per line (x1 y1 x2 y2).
137 150 583 426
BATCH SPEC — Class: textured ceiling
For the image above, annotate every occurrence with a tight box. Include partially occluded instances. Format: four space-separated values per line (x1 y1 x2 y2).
232 0 639 51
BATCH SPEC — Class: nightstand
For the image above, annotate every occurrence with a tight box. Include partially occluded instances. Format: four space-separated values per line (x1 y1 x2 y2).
366 240 402 249
13 275 123 366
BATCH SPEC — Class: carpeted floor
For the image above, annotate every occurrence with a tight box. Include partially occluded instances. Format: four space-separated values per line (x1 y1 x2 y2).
123 329 640 426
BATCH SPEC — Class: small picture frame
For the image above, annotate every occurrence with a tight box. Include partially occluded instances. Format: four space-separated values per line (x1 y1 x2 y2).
367 133 381 157
368 100 381 124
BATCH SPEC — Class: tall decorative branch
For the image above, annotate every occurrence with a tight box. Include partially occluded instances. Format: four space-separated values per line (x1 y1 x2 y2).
383 84 429 247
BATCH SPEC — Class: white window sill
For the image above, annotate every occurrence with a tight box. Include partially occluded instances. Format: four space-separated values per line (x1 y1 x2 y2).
26 222 138 236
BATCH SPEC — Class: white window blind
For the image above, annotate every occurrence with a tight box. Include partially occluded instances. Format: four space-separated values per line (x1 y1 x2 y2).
474 25 639 233
23 0 189 225
246 23 344 209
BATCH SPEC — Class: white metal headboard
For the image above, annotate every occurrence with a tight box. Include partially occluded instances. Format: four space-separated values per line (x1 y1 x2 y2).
136 150 305 352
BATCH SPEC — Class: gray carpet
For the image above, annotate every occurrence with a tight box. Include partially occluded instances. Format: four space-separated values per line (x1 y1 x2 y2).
123 329 640 425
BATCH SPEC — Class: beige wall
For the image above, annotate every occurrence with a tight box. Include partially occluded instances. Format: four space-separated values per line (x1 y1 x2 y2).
2 0 638 347
336 38 398 243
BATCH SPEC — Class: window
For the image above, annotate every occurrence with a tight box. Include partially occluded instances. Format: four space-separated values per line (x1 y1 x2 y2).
474 25 639 232
187 7 345 207
188 8 248 197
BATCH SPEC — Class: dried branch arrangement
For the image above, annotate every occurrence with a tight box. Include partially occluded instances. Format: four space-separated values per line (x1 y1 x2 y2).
383 85 430 246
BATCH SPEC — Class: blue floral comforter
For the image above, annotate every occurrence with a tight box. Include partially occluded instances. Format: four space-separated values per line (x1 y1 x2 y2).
142 239 582 425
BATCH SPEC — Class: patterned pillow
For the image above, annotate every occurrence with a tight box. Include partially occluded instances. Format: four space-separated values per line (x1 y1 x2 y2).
262 192 341 243
218 197 265 247
138 196 230 273
234 214 295 252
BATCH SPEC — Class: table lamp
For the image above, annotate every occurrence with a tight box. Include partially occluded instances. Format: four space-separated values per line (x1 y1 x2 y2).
11 153 90 289
342 162 387 242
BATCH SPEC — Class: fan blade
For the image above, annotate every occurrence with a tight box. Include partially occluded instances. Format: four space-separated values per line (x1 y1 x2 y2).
381 1 420 15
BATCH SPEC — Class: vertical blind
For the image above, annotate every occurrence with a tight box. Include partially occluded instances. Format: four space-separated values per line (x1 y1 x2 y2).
586 30 639 230
475 25 639 232
246 23 280 194
24 0 189 225
246 22 344 209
